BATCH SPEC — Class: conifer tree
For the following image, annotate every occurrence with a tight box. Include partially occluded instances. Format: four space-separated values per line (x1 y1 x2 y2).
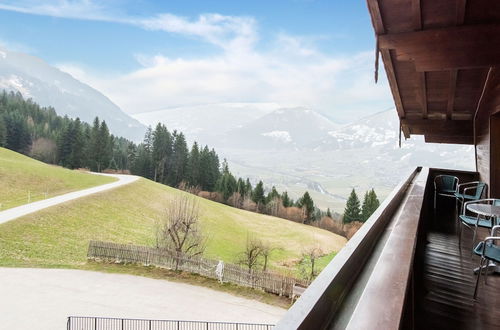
343 188 361 223
252 181 265 206
187 142 200 186
0 115 6 147
215 159 237 201
298 191 315 223
281 191 291 207
361 191 371 222
152 123 172 183
326 208 332 218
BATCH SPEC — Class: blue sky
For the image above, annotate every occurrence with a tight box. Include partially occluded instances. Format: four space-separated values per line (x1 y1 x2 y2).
0 0 393 122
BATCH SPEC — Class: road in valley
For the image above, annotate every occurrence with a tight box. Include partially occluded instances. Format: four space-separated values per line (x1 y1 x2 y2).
0 173 139 224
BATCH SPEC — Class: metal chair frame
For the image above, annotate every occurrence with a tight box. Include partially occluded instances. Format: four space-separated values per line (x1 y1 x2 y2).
473 225 500 299
433 175 459 210
455 181 487 215
459 199 500 250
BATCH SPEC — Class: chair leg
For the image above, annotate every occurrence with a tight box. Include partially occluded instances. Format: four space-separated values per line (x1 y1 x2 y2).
474 257 486 299
471 226 478 256
458 222 462 249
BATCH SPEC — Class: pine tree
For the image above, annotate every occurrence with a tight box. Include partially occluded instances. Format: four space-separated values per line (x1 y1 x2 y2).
266 186 280 204
0 115 6 147
167 132 189 187
215 159 237 201
361 191 370 221
252 181 265 206
298 191 315 223
344 188 361 223
245 178 253 196
281 191 291 207
152 123 172 183
187 142 200 186
326 208 332 218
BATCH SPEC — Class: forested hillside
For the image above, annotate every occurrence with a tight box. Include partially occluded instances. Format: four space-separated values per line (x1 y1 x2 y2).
0 90 378 234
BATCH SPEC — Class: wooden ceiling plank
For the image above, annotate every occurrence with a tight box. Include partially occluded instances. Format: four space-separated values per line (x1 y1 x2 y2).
456 0 467 25
401 119 473 136
378 24 500 71
412 0 422 30
419 72 428 119
447 70 458 119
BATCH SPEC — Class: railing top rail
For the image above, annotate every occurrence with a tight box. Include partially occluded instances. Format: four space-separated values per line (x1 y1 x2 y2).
275 167 423 330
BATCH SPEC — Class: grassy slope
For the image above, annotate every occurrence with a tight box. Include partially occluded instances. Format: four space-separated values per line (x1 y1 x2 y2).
0 147 116 209
0 178 346 275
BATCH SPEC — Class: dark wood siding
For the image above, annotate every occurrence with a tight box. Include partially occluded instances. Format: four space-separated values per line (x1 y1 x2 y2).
475 67 500 197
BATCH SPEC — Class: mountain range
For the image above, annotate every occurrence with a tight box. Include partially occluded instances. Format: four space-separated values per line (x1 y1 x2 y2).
0 47 475 211
0 47 146 141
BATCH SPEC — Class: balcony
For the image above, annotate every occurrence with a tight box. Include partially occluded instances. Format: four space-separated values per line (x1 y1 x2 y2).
276 167 500 330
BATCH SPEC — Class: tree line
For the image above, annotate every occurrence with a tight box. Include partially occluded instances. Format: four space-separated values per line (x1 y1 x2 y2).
0 90 380 236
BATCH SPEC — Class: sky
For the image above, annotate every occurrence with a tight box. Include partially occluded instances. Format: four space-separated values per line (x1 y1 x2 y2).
0 0 394 123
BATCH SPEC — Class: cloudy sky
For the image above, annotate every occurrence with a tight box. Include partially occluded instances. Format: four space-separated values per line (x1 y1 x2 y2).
0 0 394 123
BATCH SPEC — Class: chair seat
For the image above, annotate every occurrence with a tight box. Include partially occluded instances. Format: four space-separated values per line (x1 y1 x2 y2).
459 215 495 228
438 189 457 194
454 192 476 200
474 242 500 262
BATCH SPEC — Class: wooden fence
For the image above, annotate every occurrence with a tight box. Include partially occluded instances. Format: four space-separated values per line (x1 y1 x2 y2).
87 240 309 298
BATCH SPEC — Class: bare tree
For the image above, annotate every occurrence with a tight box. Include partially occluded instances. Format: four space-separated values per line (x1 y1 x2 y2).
260 242 280 272
238 236 264 272
156 195 206 269
300 246 324 280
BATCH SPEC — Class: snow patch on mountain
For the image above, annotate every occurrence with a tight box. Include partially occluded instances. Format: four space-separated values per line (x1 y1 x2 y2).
261 130 292 143
0 46 146 141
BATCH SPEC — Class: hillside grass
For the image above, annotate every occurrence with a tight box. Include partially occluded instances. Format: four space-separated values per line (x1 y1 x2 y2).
0 147 116 210
0 178 346 276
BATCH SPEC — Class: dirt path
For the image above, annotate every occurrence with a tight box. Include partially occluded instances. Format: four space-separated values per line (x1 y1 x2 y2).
0 173 139 224
0 268 286 329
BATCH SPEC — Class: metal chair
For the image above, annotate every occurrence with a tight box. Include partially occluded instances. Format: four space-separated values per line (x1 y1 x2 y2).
459 199 500 249
454 181 487 215
434 175 459 210
473 225 500 299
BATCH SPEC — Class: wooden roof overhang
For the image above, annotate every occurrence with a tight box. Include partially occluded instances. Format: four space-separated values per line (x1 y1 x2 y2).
367 0 500 144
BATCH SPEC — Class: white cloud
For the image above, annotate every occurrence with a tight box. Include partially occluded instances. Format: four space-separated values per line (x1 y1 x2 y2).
2 0 393 121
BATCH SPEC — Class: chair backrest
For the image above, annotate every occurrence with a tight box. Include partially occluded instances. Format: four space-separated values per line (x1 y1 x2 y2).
435 175 458 191
473 183 487 199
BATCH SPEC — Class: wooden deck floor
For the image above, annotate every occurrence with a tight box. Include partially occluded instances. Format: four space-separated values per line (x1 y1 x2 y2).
415 199 500 329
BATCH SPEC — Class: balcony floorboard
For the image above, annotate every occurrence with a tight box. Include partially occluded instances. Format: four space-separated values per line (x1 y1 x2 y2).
416 198 500 330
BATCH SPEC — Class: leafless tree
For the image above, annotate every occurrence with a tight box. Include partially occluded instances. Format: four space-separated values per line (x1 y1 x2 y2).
260 241 280 272
300 246 324 280
156 195 206 269
238 236 264 272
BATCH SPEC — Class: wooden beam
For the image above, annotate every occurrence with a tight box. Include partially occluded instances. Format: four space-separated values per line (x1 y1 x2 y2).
366 0 385 34
418 72 428 119
425 135 473 145
378 24 500 71
401 118 473 137
456 0 467 25
447 70 458 119
412 0 422 30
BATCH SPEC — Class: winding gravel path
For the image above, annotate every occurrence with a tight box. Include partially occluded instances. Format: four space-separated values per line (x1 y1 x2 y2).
0 173 139 225
0 268 286 329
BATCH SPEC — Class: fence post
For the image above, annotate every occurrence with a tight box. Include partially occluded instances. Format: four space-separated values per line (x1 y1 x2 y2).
67 317 70 330
121 318 124 330
94 317 97 330
149 320 152 330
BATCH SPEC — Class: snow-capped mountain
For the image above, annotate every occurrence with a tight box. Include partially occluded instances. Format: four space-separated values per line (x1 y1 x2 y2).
0 47 146 141
133 102 281 144
220 107 340 149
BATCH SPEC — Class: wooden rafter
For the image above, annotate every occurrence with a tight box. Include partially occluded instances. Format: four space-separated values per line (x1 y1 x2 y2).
419 72 428 119
447 70 458 119
456 0 467 25
378 24 500 71
412 0 422 30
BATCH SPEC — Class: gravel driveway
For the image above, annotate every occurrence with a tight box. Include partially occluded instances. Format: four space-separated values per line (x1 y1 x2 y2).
0 268 286 329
